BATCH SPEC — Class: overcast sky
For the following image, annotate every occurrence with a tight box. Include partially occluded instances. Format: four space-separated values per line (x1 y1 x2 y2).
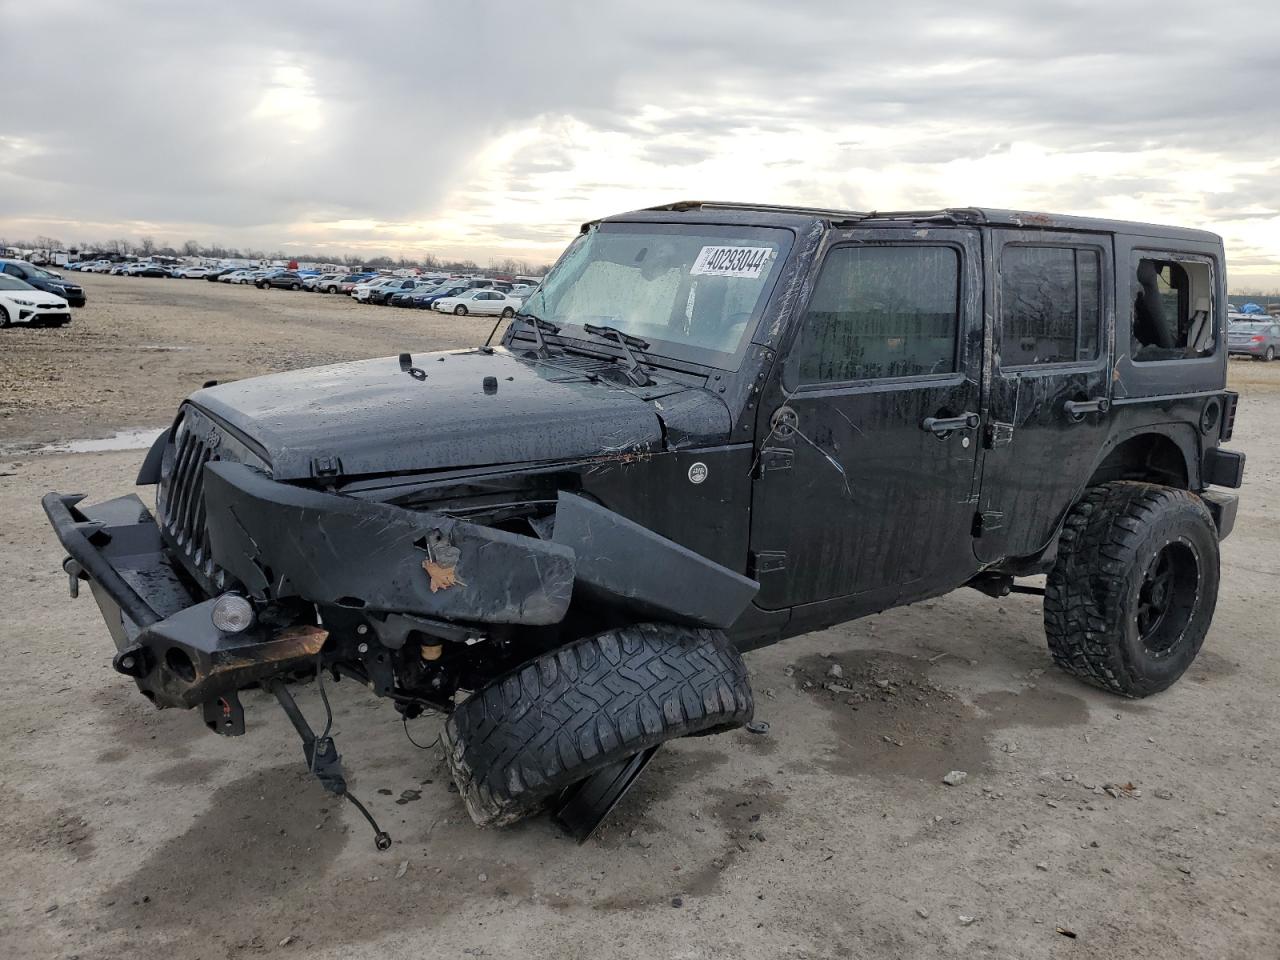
3 1 1278 286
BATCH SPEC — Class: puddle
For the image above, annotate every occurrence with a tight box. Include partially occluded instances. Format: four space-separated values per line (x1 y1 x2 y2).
1 427 163 457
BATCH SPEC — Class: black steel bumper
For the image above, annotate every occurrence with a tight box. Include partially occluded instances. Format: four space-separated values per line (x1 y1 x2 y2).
41 492 326 712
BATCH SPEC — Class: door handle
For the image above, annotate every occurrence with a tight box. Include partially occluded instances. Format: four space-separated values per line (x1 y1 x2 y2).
1063 398 1111 420
921 412 980 435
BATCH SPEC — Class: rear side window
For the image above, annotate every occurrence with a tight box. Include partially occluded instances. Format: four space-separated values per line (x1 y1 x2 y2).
796 245 960 383
1132 257 1216 360
1000 246 1101 366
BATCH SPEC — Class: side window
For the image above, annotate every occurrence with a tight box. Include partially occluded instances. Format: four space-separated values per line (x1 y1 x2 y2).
795 245 959 384
1133 257 1215 361
1000 246 1101 366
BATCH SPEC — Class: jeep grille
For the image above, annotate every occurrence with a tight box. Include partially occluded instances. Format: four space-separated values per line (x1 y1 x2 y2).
158 427 226 589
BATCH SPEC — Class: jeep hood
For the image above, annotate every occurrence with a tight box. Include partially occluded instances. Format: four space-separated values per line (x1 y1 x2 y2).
186 349 729 480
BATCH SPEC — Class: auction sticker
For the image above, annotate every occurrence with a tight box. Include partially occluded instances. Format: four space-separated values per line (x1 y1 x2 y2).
688 462 709 484
690 246 772 279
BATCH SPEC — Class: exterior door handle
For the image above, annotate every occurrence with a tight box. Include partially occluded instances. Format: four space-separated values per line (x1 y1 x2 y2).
1063 398 1111 420
921 412 980 435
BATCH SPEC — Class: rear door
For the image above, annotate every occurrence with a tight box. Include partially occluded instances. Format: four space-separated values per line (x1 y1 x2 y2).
749 227 985 610
973 230 1113 562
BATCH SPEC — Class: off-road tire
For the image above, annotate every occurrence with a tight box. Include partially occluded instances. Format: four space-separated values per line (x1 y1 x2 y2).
1045 481 1219 697
444 622 753 827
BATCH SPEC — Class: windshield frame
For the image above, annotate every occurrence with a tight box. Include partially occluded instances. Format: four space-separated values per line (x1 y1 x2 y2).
516 220 796 372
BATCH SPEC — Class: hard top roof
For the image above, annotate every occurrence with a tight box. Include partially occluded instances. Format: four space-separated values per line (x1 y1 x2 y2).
599 200 1220 243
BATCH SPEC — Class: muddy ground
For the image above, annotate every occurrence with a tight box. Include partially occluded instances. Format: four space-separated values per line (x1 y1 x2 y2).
1 273 1278 959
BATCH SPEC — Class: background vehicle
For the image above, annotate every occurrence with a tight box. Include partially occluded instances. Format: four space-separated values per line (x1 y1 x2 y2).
1228 318 1280 361
303 272 344 291
431 288 522 316
408 283 469 309
334 273 375 294
351 277 399 302
367 277 425 304
39 203 1245 844
173 265 217 279
0 274 71 327
205 267 240 281
125 263 172 278
256 271 304 290
0 259 86 306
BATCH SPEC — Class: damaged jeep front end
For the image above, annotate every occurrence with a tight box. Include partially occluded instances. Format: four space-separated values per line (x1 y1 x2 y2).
43 400 757 734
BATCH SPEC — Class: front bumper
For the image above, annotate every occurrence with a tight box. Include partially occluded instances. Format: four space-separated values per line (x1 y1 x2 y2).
42 492 327 712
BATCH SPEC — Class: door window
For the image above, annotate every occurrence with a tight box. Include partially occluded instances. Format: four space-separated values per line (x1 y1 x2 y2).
1000 246 1101 366
795 245 960 384
1132 257 1216 360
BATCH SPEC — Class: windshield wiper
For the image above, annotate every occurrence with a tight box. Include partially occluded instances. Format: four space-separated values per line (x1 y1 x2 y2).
582 323 653 386
514 313 561 356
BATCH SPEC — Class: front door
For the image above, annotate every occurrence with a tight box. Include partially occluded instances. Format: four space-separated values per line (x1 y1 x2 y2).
973 229 1114 562
749 227 985 611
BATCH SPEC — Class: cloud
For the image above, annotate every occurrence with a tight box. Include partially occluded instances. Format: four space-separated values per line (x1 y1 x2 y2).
1 1 1279 283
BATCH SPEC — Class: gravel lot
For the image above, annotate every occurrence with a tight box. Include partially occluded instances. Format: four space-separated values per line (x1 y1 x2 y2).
2 273 1278 959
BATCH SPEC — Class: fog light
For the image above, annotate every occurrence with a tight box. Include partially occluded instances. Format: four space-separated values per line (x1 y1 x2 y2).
211 593 255 633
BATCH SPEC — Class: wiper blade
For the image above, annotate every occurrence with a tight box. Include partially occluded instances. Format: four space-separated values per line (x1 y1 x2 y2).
581 323 653 386
514 313 561 356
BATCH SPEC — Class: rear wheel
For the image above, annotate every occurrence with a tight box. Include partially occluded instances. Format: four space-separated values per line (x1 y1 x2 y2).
1045 481 1219 697
454 304 468 316
1265 346 1276 362
501 306 515 318
290 282 301 290
444 622 753 827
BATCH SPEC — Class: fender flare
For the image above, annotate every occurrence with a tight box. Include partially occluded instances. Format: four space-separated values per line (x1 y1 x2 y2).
552 492 759 630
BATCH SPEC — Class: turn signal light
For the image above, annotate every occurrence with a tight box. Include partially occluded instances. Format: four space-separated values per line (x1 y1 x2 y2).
211 594 255 633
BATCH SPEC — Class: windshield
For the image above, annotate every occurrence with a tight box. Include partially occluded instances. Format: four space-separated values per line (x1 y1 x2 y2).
521 222 791 368
0 275 35 291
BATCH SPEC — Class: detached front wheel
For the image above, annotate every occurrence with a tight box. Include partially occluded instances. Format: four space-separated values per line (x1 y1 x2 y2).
1045 481 1220 697
444 622 754 827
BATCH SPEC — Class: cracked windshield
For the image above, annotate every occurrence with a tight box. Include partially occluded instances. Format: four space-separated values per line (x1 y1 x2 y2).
521 223 790 366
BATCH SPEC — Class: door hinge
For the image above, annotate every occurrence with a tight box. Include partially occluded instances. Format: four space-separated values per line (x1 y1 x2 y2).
972 510 1005 537
749 551 787 576
755 447 794 477
983 422 1014 449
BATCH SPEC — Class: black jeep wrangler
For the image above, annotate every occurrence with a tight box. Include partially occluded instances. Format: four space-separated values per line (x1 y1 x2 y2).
43 202 1245 841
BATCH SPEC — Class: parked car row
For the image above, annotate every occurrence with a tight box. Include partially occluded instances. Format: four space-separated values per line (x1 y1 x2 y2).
0 257 86 309
53 257 542 322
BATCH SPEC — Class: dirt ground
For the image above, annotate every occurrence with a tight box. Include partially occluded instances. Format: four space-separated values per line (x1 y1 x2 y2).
1 273 1278 960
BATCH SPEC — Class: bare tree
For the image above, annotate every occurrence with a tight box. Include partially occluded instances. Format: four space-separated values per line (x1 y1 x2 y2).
181 240 201 257
136 236 156 257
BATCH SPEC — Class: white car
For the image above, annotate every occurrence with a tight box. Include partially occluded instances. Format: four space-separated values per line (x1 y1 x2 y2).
351 277 399 301
172 265 216 279
303 272 344 291
222 269 266 284
0 274 71 327
432 289 523 317
83 260 115 273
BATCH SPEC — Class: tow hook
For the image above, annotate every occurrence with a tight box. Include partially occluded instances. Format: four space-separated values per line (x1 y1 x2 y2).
267 674 392 851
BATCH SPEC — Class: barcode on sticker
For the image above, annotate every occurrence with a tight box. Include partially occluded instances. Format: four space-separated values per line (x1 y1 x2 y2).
690 246 772 279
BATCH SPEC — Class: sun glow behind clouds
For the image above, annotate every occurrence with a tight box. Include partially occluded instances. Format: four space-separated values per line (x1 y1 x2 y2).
250 60 322 136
